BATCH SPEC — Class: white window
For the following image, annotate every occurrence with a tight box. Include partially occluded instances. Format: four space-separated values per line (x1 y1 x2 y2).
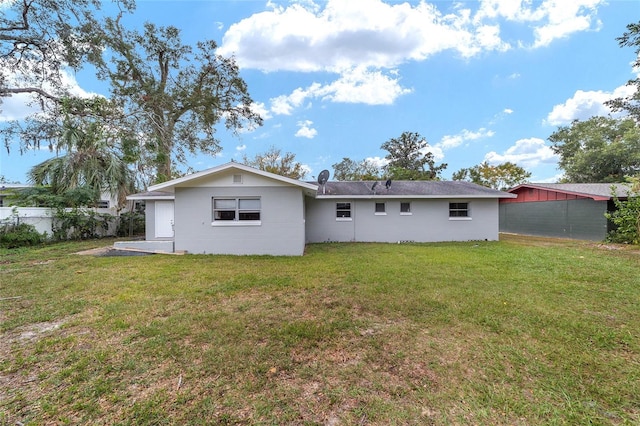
233 174 243 184
374 202 386 215
213 198 261 222
336 202 351 219
449 202 470 218
400 202 411 214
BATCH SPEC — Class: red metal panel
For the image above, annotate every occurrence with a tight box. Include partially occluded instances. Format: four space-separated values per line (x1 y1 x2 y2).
501 186 588 203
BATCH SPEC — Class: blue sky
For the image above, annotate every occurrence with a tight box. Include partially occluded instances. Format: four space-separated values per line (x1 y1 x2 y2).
1 0 638 184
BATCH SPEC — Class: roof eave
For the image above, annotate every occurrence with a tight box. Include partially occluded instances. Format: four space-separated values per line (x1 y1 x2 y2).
148 162 318 192
316 194 516 199
126 194 175 201
508 184 618 200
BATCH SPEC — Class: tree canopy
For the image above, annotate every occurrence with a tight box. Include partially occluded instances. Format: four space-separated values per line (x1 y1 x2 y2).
2 2 263 189
548 116 640 182
26 100 135 207
381 131 447 180
452 162 531 190
605 21 640 121
0 0 134 106
89 19 263 182
332 157 381 181
242 146 307 180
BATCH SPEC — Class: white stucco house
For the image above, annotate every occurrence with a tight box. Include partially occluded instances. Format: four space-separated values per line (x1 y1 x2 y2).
118 162 516 255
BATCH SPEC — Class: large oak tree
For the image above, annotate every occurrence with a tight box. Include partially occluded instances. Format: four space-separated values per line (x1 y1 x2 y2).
452 161 531 190
381 131 446 180
548 116 640 182
94 18 263 182
332 157 381 181
242 146 306 180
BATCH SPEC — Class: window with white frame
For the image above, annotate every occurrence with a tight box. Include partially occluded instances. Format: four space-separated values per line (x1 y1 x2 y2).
374 202 386 214
449 202 469 218
400 202 411 214
336 202 351 219
213 197 261 221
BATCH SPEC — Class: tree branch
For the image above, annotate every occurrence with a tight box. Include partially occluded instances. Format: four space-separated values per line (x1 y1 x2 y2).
0 0 33 32
0 86 59 101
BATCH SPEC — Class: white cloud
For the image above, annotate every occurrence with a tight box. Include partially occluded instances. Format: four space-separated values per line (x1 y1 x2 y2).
312 67 412 105
488 108 514 125
250 102 272 120
236 144 247 151
270 85 318 115
300 163 312 178
545 84 636 126
218 0 606 115
218 0 511 73
474 0 604 47
422 144 445 162
484 137 558 168
0 93 39 122
532 0 603 48
365 156 389 168
269 67 411 115
219 0 604 74
438 128 495 150
295 120 317 139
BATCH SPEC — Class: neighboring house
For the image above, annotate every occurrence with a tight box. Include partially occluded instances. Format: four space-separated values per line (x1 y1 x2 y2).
0 183 33 207
119 162 515 255
499 183 633 241
1 184 125 236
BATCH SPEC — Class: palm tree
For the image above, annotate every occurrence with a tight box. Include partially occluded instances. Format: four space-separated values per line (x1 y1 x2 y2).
28 122 135 208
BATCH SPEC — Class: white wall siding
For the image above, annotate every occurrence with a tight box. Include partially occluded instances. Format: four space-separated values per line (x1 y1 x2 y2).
1 206 119 237
174 186 306 255
306 198 499 243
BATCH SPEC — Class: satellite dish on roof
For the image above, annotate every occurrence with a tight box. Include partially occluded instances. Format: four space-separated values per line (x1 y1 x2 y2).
318 169 330 194
318 169 330 185
371 181 378 191
385 179 392 189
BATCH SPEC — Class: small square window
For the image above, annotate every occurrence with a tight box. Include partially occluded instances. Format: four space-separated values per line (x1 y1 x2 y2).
336 202 351 218
449 202 469 217
400 202 411 213
375 202 386 214
233 174 243 184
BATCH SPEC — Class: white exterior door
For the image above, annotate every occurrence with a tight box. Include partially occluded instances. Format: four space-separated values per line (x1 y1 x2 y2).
155 201 174 238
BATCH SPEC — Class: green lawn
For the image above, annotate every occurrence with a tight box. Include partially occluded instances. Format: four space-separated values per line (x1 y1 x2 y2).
1 236 639 425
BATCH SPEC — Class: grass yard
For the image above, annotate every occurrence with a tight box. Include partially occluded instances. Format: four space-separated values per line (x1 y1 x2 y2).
1 235 639 425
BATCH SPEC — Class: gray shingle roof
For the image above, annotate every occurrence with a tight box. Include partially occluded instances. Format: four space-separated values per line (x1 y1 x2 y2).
314 180 515 198
514 183 633 199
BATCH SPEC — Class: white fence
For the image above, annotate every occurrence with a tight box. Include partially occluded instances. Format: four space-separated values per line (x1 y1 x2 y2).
0 207 119 237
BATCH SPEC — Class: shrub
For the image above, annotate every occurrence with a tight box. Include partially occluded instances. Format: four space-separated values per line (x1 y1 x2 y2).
52 208 112 241
605 183 640 245
0 222 45 248
116 211 145 237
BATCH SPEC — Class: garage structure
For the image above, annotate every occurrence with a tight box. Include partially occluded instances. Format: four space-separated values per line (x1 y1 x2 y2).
499 183 632 241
